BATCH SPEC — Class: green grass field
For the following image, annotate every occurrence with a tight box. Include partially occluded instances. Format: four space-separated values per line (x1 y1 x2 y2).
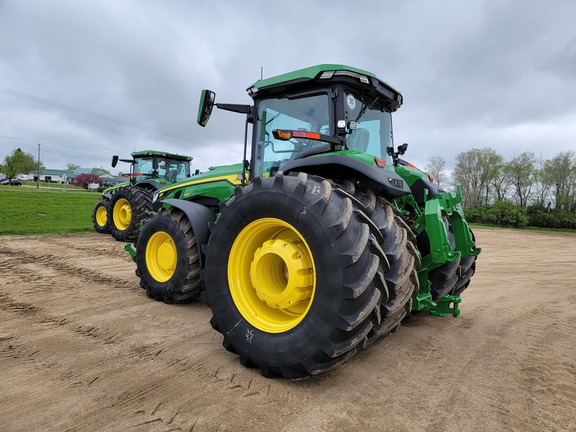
1 185 573 236
0 186 101 235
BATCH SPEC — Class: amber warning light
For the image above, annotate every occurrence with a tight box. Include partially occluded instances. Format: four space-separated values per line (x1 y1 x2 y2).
273 130 292 140
273 130 321 141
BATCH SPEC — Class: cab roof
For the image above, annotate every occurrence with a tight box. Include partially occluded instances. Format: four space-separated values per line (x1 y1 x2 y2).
130 150 193 161
246 64 403 111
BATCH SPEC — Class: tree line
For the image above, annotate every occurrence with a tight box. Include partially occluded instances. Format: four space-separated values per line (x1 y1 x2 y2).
427 148 576 211
426 148 576 229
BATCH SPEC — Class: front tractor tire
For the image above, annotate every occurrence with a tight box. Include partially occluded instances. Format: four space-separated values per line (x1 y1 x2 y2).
135 209 204 303
109 187 153 241
452 228 478 296
427 225 478 300
92 197 110 234
204 172 418 379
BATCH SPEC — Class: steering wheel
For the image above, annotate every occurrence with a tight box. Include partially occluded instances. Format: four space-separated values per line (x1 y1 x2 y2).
263 138 310 154
291 138 311 152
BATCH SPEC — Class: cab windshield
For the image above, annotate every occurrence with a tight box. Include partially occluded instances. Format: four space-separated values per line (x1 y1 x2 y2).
343 91 393 159
135 157 155 180
255 93 330 178
156 158 190 182
135 157 189 182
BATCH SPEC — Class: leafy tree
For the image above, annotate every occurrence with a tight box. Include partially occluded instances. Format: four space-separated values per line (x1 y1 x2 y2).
425 156 447 186
490 161 513 202
531 164 552 208
479 149 503 206
543 151 576 211
453 148 502 208
507 152 536 207
0 148 43 180
71 173 102 189
452 149 481 208
66 163 80 171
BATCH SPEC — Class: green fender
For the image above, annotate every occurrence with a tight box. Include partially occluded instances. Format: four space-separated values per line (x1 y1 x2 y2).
161 199 215 269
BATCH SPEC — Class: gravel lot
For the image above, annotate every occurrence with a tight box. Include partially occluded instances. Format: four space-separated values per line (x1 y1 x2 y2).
1 227 575 431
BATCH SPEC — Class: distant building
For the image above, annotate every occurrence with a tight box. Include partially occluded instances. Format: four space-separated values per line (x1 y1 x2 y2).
21 168 124 185
22 169 76 184
73 167 93 176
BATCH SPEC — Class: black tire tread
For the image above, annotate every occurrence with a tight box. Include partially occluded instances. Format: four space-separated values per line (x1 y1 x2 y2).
206 172 418 378
429 227 478 300
109 186 153 241
91 197 110 234
338 182 420 342
136 209 203 304
452 229 478 296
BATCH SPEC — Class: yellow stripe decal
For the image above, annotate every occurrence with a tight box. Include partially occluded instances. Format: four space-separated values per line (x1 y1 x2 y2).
158 174 243 195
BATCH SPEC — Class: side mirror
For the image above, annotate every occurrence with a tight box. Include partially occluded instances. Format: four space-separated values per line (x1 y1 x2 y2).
397 143 408 155
197 89 215 127
111 155 119 168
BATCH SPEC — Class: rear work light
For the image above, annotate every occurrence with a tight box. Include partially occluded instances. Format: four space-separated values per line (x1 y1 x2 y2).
319 70 370 84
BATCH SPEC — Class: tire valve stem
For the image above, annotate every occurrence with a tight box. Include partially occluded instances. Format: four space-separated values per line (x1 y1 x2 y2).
296 253 302 259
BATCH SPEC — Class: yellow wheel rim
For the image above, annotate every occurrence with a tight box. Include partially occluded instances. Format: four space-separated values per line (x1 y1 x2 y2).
228 218 316 333
95 205 108 227
113 198 132 230
146 231 177 282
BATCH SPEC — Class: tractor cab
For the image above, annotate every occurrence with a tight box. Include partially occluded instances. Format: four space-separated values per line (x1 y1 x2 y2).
112 150 192 186
199 64 409 197
246 66 402 179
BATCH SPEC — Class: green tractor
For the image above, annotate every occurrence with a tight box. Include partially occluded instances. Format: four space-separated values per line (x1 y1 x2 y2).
91 150 193 241
130 65 480 378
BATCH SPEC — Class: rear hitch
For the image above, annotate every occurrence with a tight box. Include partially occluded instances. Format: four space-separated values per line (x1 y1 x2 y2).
412 278 461 317
416 295 461 318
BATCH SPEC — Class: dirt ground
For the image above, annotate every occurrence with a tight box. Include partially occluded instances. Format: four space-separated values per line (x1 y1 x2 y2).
0 227 575 432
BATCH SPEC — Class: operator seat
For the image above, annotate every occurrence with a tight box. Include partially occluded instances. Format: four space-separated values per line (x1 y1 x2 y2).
167 169 178 183
348 128 370 152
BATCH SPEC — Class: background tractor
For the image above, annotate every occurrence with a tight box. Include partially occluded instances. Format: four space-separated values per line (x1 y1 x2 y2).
129 65 480 379
91 150 193 241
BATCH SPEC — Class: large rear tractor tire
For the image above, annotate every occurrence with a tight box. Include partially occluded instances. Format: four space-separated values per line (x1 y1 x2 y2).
92 197 110 234
338 181 420 340
204 172 418 379
135 209 204 303
109 187 153 241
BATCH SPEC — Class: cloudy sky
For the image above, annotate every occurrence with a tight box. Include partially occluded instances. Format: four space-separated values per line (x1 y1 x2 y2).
1 0 575 175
